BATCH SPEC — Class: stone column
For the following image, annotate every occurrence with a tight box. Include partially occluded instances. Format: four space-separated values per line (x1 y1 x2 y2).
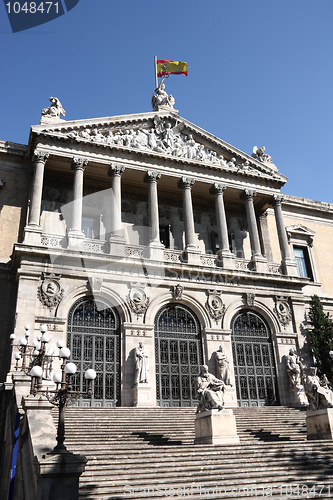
271 195 298 276
144 170 164 260
209 183 235 269
24 150 49 244
241 189 267 272
178 177 200 264
68 157 88 249
108 164 125 255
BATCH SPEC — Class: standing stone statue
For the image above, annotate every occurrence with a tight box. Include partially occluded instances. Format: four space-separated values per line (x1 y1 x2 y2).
214 345 232 386
285 348 302 387
134 341 149 385
195 365 225 413
304 367 333 410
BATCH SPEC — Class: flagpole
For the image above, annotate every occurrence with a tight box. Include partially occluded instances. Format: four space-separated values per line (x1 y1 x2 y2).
154 56 158 89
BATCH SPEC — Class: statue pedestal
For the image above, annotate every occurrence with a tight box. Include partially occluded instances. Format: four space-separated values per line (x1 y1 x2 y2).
194 409 240 445
133 384 154 407
223 387 238 408
306 409 333 440
289 384 309 408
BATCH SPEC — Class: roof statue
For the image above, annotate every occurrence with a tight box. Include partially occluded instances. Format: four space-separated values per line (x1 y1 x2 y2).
40 97 66 124
252 146 272 164
152 81 175 111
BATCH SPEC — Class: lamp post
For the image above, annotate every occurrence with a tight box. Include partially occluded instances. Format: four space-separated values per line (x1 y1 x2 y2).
44 345 96 454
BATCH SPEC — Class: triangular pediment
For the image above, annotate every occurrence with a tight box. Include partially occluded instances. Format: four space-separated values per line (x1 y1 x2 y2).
30 110 287 186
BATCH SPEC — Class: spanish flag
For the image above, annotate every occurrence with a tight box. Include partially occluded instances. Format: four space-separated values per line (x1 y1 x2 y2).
156 60 188 77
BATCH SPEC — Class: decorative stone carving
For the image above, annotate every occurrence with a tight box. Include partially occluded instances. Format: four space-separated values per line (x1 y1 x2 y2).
252 146 272 163
134 341 149 385
195 365 225 413
33 150 49 165
72 157 88 172
305 367 333 410
37 274 64 309
152 82 175 111
206 290 225 322
88 277 103 293
243 293 255 306
127 286 150 318
172 284 184 301
214 345 232 386
41 97 65 121
274 296 292 327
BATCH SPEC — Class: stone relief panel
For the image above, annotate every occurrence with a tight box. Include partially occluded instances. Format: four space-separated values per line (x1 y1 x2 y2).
274 296 292 328
37 274 64 309
206 290 226 323
127 285 150 319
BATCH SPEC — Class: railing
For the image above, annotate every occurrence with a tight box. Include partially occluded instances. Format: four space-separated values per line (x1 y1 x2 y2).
39 233 284 275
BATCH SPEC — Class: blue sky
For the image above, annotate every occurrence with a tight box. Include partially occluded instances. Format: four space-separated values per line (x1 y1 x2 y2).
1 0 332 203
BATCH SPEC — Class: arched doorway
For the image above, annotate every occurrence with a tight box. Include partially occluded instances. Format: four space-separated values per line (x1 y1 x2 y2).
67 297 121 407
155 303 203 407
231 309 278 406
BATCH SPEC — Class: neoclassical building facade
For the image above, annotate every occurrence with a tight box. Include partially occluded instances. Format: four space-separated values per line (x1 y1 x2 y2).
1 96 333 408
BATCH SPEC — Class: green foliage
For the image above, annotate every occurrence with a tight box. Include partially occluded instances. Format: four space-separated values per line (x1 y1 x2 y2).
308 295 333 383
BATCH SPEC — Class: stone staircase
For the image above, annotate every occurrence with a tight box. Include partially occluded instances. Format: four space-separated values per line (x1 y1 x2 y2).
57 406 333 499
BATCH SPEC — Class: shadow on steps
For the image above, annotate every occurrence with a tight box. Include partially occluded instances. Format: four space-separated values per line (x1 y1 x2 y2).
131 431 184 446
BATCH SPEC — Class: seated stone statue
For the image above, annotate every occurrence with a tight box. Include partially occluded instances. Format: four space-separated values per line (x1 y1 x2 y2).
305 367 333 410
195 364 225 413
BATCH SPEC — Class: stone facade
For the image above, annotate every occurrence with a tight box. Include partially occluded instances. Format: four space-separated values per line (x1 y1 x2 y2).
1 104 333 408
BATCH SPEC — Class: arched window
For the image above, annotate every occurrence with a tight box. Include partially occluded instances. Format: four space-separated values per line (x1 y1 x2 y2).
155 303 203 407
231 310 278 406
67 297 121 407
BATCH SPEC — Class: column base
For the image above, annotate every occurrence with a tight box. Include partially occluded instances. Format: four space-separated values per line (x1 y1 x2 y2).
306 409 333 440
23 225 42 245
194 409 240 445
109 234 126 256
251 255 267 273
34 452 87 500
217 250 235 270
184 246 201 265
223 386 238 407
144 242 164 261
282 259 299 277
68 230 84 250
133 383 155 407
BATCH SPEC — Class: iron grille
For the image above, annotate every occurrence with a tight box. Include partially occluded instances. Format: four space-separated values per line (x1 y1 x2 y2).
155 303 203 407
231 310 278 407
67 297 120 407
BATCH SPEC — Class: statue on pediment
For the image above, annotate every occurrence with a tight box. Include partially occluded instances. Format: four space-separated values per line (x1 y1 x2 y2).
41 97 66 121
252 146 272 163
152 82 175 111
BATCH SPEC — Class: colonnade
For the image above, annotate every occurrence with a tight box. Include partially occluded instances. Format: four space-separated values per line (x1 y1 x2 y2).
25 151 298 275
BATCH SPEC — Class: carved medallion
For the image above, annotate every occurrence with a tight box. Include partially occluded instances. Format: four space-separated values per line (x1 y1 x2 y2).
206 290 225 322
128 285 150 318
274 296 292 327
38 274 64 309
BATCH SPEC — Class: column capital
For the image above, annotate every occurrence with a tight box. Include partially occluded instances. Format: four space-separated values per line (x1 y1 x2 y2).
178 177 195 190
71 157 88 172
271 194 285 206
209 183 226 196
33 150 49 164
109 163 125 177
240 189 257 201
144 170 161 183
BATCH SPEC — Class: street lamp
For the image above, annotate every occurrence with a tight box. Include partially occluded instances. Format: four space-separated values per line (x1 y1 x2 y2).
44 346 96 454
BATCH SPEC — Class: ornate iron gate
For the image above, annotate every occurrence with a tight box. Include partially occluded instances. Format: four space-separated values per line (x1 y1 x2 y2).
231 310 278 406
155 303 203 407
67 297 120 407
